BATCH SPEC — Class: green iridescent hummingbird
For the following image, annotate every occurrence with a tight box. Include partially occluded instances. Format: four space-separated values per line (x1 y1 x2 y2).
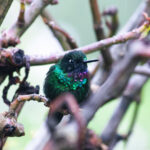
44 51 98 122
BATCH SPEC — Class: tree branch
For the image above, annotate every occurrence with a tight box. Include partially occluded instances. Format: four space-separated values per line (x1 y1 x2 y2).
0 0 13 26
48 40 150 149
0 0 56 48
103 6 119 37
89 0 113 68
29 19 150 66
80 40 150 124
134 65 150 76
108 97 141 150
100 72 147 145
89 0 104 40
42 10 78 50
9 94 48 113
110 0 150 60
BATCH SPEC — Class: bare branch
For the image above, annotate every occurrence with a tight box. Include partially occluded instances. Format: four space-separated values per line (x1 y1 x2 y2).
80 40 150 125
0 48 25 69
103 6 119 37
89 0 113 68
110 0 150 60
17 0 26 27
100 72 148 145
42 10 78 50
3 75 20 105
125 99 140 142
49 0 58 5
0 1 150 150
0 0 13 26
0 48 26 88
108 97 141 150
9 94 48 113
0 111 25 149
47 93 85 150
0 0 56 48
29 19 150 66
134 65 150 76
52 57 148 150
89 0 104 39
0 83 40 149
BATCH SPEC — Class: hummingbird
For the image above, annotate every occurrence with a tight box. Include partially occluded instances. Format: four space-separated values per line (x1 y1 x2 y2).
44 51 98 124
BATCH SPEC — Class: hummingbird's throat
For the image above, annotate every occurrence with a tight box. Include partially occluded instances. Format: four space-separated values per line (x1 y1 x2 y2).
68 71 88 82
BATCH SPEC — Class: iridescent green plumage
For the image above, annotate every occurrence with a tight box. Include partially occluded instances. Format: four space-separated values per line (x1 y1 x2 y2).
44 51 98 124
44 51 89 104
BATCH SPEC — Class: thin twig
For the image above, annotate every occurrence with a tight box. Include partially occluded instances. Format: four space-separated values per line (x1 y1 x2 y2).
109 98 141 150
3 75 20 106
89 0 113 68
103 6 119 37
42 10 78 50
125 100 140 142
49 0 58 5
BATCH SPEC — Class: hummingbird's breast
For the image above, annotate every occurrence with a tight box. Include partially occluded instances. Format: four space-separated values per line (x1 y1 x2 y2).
44 65 89 104
57 68 89 90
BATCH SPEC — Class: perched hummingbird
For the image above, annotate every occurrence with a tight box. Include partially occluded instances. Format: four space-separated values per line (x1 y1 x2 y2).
44 51 98 123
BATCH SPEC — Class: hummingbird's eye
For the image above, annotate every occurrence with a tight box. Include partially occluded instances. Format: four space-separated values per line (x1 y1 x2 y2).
69 59 73 63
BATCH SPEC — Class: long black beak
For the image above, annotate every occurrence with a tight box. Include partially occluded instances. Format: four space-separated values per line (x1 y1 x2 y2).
84 59 99 63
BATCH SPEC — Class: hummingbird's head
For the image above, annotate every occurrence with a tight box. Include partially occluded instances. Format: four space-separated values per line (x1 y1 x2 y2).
60 51 98 73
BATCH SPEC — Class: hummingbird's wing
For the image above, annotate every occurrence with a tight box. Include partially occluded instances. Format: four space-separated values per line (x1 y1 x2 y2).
43 65 70 102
